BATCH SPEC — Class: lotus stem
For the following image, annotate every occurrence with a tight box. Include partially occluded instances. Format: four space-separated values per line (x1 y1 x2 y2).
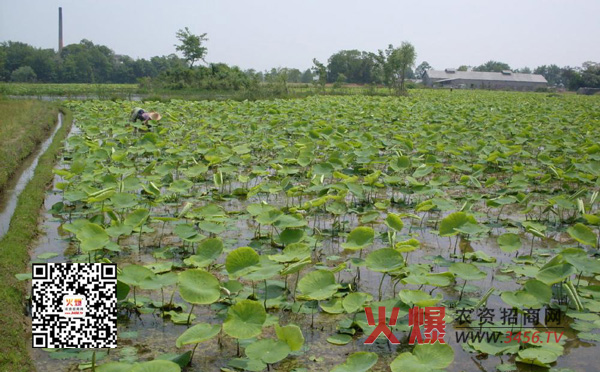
293 272 300 301
378 273 386 301
187 304 195 325
459 280 467 301
264 280 268 309
191 343 199 362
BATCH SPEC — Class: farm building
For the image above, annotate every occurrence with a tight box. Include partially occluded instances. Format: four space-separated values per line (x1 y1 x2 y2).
423 69 547 91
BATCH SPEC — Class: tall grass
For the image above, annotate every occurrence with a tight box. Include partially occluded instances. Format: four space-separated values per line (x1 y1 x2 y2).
0 99 58 192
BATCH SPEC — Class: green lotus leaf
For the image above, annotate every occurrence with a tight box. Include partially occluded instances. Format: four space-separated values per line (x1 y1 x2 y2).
245 338 290 364
275 324 305 351
96 362 134 372
535 263 576 285
365 248 404 273
278 228 305 245
331 351 378 372
412 165 433 178
395 238 421 252
398 289 443 307
223 300 266 339
227 358 267 372
280 257 311 275
390 342 454 372
449 262 487 281
244 257 283 281
342 292 369 313
268 243 311 263
155 352 192 369
197 221 225 234
561 248 600 273
173 223 204 242
75 222 110 252
178 269 220 305
320 298 344 314
439 212 478 237
119 264 154 287
256 209 283 225
124 208 150 228
183 238 223 268
469 334 520 356
168 179 193 193
226 247 260 278
497 233 522 253
501 279 552 308
341 226 374 250
313 162 334 175
273 213 307 229
384 213 404 231
130 360 180 372
297 270 340 300
175 323 220 348
110 193 138 209
583 214 600 226
401 272 455 287
327 333 353 345
246 203 275 216
106 223 133 238
516 347 559 367
567 223 597 246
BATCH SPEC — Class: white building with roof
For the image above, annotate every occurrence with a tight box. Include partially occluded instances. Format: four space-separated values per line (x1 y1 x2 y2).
423 69 547 91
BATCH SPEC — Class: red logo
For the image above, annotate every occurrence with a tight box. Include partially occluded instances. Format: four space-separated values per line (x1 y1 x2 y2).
364 306 446 344
408 306 446 344
364 306 400 344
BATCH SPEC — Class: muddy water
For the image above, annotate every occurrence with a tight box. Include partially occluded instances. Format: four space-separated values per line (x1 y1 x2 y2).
0 113 63 238
27 139 598 370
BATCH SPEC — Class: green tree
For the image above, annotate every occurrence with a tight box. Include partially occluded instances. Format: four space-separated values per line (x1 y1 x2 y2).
300 68 314 83
59 40 113 83
0 47 6 80
414 61 432 78
580 62 600 88
534 64 563 86
474 60 511 72
327 50 377 84
516 66 532 74
11 66 36 82
25 48 58 82
377 42 416 94
457 65 470 71
175 27 208 67
2 41 35 76
286 68 302 83
312 58 327 92
333 73 346 88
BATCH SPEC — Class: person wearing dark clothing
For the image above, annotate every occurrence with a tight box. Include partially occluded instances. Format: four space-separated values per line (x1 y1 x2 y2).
130 107 161 125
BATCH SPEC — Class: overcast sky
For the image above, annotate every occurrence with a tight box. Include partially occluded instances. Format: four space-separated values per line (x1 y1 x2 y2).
1 0 599 71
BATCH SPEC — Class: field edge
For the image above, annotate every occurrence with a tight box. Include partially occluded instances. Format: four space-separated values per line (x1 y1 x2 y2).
0 107 72 372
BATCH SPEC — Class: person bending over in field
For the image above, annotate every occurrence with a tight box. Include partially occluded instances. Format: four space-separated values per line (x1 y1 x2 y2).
130 107 162 126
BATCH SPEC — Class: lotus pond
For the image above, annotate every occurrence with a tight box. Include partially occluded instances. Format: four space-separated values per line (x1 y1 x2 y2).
26 90 600 372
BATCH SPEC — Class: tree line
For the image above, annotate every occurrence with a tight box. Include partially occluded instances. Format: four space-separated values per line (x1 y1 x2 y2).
1 36 599 91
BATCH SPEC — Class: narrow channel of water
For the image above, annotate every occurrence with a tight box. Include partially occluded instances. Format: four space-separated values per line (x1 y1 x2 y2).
0 113 64 238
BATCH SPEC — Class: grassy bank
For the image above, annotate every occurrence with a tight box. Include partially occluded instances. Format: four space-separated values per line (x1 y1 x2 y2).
0 99 59 193
0 108 71 372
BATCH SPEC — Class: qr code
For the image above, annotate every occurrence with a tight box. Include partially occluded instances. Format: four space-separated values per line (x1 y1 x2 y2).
31 263 117 348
